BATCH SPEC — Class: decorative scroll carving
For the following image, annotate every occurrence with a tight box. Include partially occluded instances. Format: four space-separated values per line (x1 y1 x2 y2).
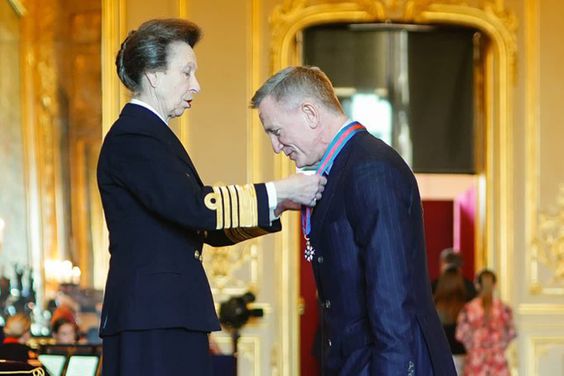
271 0 517 80
531 186 564 294
203 241 260 297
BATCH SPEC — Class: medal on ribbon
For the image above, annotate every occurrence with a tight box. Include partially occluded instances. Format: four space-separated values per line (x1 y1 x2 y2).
304 237 315 262
301 121 366 262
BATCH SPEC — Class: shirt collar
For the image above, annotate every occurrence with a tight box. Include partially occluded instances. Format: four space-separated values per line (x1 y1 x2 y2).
130 98 169 126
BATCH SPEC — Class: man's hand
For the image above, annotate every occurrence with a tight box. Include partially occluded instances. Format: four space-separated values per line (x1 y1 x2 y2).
273 173 327 209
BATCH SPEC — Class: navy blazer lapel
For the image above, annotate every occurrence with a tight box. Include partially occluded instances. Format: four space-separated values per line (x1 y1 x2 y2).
119 104 204 186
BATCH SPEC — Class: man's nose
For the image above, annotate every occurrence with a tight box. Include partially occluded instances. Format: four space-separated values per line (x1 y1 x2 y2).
270 136 283 154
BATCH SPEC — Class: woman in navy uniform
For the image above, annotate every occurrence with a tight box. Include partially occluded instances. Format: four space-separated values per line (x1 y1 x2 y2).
98 19 326 375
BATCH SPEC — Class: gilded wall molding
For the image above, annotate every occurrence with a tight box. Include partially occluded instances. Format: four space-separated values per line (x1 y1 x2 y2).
271 0 517 80
528 336 564 376
25 0 66 264
8 0 26 16
101 0 126 136
518 304 564 316
19 0 45 305
97 0 126 288
268 2 517 371
522 0 564 299
530 186 564 295
203 242 262 296
176 0 191 149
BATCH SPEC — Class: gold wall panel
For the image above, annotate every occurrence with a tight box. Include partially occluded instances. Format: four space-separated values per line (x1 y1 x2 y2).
0 0 30 278
98 0 126 288
525 0 564 297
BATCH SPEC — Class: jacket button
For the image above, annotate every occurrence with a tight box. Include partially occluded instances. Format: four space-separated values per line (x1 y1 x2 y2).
194 250 200 259
317 256 324 264
327 339 332 347
324 300 331 309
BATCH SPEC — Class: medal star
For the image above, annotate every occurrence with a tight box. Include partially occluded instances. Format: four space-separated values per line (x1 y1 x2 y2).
304 238 315 262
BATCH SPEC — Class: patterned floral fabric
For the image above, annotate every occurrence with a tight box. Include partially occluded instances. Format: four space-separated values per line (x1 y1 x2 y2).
455 297 517 376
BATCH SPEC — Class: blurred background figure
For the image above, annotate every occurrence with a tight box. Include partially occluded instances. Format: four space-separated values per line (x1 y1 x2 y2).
432 248 476 301
0 313 37 363
50 304 77 329
51 317 79 344
434 267 468 374
456 269 517 376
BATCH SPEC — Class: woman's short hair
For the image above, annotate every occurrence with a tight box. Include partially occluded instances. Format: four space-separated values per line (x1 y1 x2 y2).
116 18 202 92
4 313 31 338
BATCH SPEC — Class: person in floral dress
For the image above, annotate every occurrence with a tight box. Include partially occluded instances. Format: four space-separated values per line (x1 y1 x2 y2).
456 269 517 375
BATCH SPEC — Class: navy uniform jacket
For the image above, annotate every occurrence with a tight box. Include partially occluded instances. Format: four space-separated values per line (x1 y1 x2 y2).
310 130 456 375
97 104 280 336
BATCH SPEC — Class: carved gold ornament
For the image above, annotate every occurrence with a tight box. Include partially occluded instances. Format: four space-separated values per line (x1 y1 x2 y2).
531 186 564 293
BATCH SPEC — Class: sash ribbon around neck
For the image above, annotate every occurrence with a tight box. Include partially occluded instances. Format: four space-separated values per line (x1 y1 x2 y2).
300 121 366 261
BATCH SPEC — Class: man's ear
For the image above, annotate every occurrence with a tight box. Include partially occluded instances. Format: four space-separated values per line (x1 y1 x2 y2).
302 102 319 128
144 71 160 88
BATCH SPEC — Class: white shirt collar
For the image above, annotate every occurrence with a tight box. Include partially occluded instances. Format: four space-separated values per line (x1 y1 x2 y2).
130 98 169 126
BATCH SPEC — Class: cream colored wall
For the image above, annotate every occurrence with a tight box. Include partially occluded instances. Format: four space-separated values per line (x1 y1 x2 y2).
511 0 564 374
538 0 564 204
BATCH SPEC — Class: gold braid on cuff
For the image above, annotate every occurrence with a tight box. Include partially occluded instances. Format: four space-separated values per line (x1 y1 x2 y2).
204 184 258 229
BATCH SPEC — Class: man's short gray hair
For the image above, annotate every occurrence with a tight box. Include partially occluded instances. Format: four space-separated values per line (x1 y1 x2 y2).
250 66 343 114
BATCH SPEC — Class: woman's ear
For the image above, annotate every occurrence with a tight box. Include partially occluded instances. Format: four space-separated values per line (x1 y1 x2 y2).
144 71 160 88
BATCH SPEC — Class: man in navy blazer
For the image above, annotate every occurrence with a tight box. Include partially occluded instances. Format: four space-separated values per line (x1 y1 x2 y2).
252 66 456 375
98 20 326 375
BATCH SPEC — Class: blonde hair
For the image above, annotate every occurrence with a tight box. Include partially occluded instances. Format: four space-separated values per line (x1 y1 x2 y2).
4 313 32 338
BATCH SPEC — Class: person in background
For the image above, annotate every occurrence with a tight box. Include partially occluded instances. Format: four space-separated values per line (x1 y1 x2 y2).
98 19 326 376
432 248 477 301
51 317 79 344
456 269 517 376
434 267 468 374
0 313 37 363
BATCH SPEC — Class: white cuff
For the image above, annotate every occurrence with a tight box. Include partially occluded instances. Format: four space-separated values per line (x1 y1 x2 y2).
265 182 279 222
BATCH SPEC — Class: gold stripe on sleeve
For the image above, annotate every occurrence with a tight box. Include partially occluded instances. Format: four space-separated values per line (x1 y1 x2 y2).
227 185 239 228
223 227 271 243
219 186 231 229
234 185 247 226
208 184 259 229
